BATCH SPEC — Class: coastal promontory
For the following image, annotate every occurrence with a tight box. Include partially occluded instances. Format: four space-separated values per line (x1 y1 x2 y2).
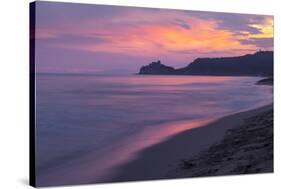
139 51 273 76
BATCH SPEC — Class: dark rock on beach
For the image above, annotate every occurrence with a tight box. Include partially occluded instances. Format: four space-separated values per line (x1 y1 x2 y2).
256 77 273 85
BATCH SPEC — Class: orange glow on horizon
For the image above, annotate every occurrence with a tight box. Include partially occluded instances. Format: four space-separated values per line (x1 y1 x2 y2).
37 12 273 60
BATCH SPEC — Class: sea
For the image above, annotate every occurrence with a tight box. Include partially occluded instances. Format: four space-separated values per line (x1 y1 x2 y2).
35 74 273 186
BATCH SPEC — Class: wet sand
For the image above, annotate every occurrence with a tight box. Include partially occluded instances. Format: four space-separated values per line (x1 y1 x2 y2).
109 104 273 182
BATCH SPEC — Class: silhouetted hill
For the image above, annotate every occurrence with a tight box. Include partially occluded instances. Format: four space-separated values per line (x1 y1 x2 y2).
139 51 273 76
139 60 175 75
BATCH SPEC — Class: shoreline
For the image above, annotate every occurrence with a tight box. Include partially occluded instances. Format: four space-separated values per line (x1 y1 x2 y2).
107 104 273 183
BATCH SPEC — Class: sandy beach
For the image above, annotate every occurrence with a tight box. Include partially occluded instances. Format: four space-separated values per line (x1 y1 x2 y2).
109 104 273 182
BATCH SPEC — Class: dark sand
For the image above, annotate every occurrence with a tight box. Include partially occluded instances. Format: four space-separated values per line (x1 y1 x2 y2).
168 106 273 178
109 104 273 182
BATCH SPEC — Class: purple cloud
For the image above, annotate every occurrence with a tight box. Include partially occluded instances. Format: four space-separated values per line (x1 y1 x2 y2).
186 10 271 35
239 37 273 49
33 1 273 74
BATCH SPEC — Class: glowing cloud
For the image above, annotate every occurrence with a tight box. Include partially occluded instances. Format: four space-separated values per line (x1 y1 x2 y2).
34 1 273 74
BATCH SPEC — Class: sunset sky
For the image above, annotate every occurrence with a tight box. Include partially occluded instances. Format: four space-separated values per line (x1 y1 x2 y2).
34 1 273 74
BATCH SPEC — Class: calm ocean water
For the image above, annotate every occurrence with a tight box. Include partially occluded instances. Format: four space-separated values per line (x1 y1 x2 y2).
35 74 273 186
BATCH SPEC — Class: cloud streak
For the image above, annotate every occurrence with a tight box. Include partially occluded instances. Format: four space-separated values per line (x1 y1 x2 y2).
34 1 273 74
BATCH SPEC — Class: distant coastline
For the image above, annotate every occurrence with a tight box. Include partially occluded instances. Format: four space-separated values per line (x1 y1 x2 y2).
139 51 273 76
